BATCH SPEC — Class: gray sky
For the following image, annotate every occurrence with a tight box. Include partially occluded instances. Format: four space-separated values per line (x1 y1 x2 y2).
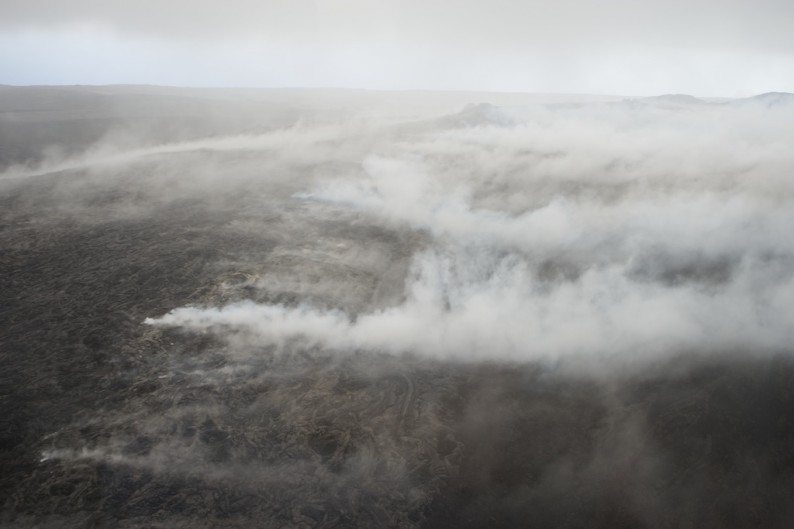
1 0 793 95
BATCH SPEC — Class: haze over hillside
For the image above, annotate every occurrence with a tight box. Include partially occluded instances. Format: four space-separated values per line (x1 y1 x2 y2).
4 0 794 524
2 85 794 528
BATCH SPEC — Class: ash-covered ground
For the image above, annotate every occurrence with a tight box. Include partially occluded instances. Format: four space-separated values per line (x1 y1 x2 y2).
2 86 794 528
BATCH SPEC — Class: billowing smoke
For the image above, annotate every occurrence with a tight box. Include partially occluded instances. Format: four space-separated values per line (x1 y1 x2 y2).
144 96 794 365
5 88 794 528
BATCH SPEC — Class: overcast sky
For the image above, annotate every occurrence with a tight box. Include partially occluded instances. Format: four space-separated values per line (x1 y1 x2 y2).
1 0 792 95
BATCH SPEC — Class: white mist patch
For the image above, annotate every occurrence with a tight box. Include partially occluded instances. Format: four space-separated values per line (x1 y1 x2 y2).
146 246 794 361
144 100 794 363
0 120 376 181
304 156 794 264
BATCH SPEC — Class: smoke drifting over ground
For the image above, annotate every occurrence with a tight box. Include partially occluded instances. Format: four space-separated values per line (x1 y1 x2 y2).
3 86 794 528
146 95 794 364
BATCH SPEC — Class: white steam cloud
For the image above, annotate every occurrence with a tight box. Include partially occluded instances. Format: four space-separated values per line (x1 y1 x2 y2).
145 98 794 364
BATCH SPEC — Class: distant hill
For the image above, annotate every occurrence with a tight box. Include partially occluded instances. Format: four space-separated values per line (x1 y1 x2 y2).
641 94 706 105
737 92 794 108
